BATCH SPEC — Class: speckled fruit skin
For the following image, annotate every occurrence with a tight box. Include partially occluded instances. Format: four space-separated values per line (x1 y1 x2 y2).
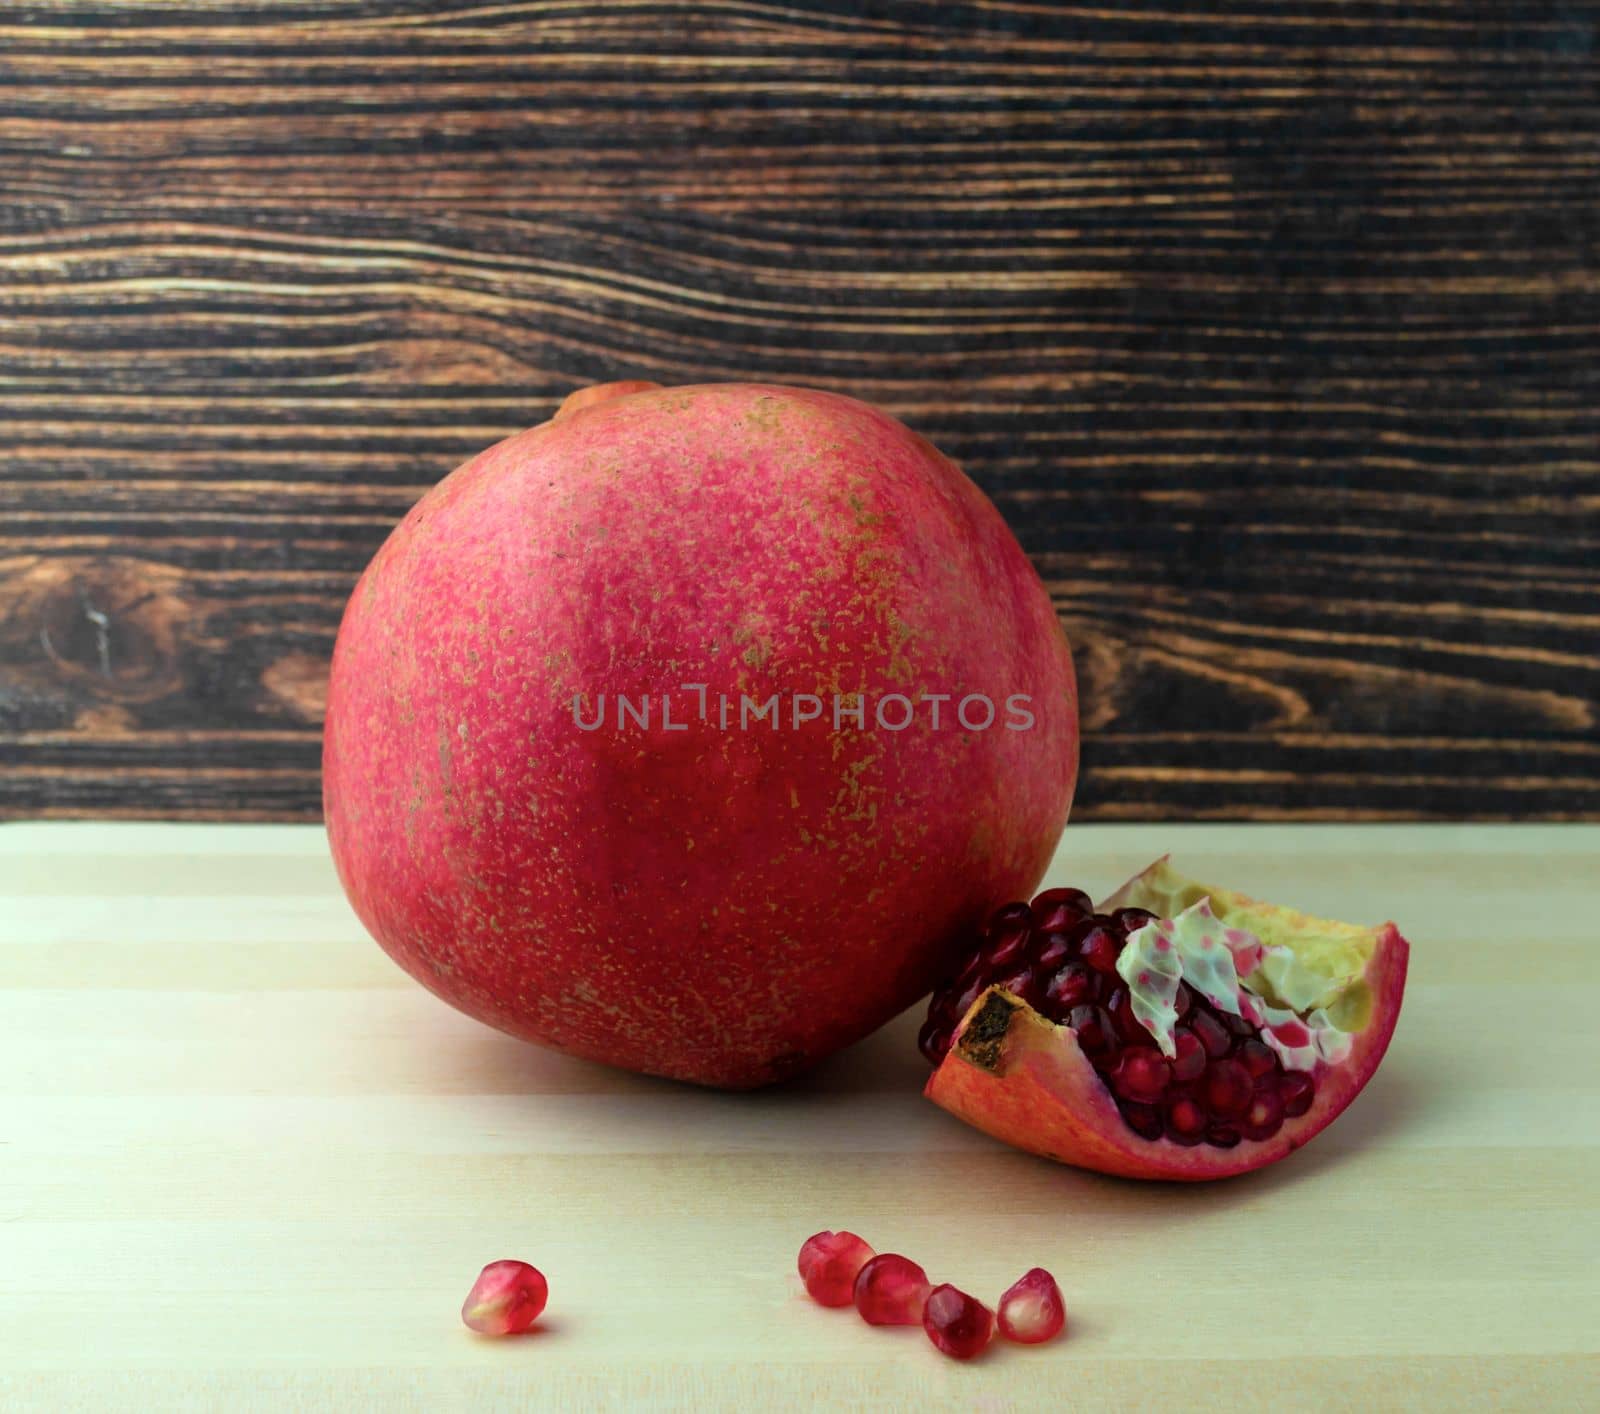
924 864 1408 1179
324 381 1078 1088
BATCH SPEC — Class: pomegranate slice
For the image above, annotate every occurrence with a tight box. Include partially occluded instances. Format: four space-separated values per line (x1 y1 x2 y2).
921 857 1409 1181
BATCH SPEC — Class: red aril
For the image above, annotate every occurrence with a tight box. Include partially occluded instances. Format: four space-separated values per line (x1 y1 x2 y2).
1237 1039 1277 1079
1030 887 1090 931
1280 1071 1316 1117
1043 962 1094 1011
1164 1095 1208 1146
797 1230 875 1307
1190 1008 1231 1058
1078 927 1121 974
1241 1086 1286 1142
996 1267 1065 1345
461 1260 548 1336
1108 1048 1171 1104
1202 1059 1252 1119
922 1284 994 1360
854 1254 932 1326
1171 1028 1206 1083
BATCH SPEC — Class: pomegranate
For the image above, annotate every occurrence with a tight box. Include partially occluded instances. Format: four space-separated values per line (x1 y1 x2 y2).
996 1267 1065 1344
853 1254 932 1325
461 1260 548 1335
922 1284 995 1360
922 858 1409 1180
797 1230 875 1307
324 380 1077 1088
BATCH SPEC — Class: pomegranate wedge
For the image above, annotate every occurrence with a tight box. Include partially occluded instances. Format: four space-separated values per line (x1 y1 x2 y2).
922 858 1408 1180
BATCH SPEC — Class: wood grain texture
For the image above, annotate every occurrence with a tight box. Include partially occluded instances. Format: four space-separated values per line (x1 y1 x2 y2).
1 821 1597 1411
0 1 1597 820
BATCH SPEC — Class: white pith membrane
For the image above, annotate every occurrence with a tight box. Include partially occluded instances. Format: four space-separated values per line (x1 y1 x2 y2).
1115 897 1354 1077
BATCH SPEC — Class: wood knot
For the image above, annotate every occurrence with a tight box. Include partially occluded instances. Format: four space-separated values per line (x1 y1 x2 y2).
0 556 186 708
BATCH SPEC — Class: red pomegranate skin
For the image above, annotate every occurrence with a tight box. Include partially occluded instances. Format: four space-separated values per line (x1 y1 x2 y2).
324 382 1077 1088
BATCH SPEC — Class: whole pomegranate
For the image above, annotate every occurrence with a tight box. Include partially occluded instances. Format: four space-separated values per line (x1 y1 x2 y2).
324 381 1077 1087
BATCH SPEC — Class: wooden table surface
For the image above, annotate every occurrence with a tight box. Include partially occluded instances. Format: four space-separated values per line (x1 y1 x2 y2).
4 3 1597 824
1 820 1596 1410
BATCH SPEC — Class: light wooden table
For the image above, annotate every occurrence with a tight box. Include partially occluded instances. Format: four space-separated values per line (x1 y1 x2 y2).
1 822 1595 1411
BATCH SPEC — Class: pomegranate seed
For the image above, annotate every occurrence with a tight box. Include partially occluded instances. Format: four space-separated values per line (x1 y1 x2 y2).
917 1015 951 1066
1237 1039 1277 1079
1241 1086 1285 1141
986 902 1032 938
949 975 986 1022
1171 1028 1206 1083
983 925 1031 970
1221 1009 1256 1038
798 1230 875 1307
1032 931 1073 972
951 950 985 989
1280 1071 1316 1118
1067 1004 1114 1057
854 1254 931 1326
997 1267 1066 1345
1202 1058 1253 1118
461 1260 548 1336
1190 1009 1231 1058
1043 962 1093 1014
1119 1100 1164 1140
1164 1096 1207 1145
1078 926 1121 974
1032 905 1077 933
1030 888 1091 932
1173 981 1195 1018
1106 986 1149 1045
1032 886 1091 915
1206 1125 1242 1149
1112 907 1156 933
993 965 1044 1009
1109 1048 1171 1104
923 1284 995 1360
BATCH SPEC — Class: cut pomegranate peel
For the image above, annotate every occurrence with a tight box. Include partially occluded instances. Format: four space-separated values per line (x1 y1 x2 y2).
922 857 1409 1181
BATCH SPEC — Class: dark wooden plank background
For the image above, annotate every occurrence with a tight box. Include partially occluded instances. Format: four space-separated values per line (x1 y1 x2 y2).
1 0 1597 822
